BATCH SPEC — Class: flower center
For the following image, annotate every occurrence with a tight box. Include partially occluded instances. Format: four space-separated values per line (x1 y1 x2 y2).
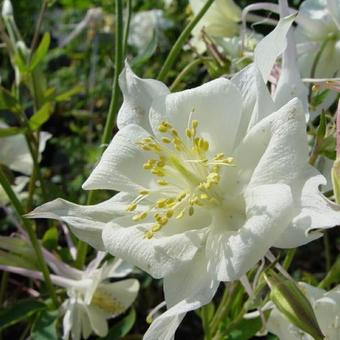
127 119 234 239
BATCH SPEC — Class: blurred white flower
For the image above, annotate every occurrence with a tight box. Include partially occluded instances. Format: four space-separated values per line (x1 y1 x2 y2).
267 283 340 340
296 0 340 78
0 122 50 205
128 10 173 53
28 15 340 339
0 248 139 340
189 0 241 53
1 0 13 19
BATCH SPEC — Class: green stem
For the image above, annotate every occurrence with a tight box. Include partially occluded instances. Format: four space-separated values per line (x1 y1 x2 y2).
122 0 132 59
157 0 215 82
0 167 58 307
170 58 210 92
0 272 8 306
30 0 49 54
201 305 212 340
102 0 124 145
318 256 340 289
323 231 331 272
283 249 297 270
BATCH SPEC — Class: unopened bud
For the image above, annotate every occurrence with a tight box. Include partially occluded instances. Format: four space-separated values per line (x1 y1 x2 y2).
264 270 324 340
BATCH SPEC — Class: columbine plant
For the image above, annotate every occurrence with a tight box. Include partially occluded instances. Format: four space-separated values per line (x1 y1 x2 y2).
28 12 340 339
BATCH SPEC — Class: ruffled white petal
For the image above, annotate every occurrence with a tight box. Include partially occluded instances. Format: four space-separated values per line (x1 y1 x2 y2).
144 250 219 340
102 216 208 279
206 183 293 281
85 305 109 337
117 62 169 132
82 124 154 192
149 78 243 155
26 193 132 250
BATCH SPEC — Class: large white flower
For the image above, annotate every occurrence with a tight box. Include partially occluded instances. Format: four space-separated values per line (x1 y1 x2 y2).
267 283 340 340
295 0 340 78
189 0 241 53
28 15 340 339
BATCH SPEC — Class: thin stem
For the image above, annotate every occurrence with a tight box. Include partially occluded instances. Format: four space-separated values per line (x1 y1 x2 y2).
201 305 212 340
30 0 49 55
0 167 58 307
101 0 124 145
283 248 296 270
170 58 210 92
157 0 216 82
323 231 331 272
318 256 340 289
0 272 8 306
122 0 132 59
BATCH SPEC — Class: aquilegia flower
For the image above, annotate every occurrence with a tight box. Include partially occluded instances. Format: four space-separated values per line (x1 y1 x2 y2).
295 0 340 78
189 0 241 53
267 282 340 339
28 15 340 339
0 247 139 340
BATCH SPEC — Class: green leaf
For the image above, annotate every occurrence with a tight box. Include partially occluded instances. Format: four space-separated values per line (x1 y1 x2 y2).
0 127 26 137
227 317 262 340
101 308 136 340
0 300 46 330
0 87 22 113
29 33 51 71
31 309 59 340
28 102 54 130
131 32 158 67
42 227 58 250
56 84 84 102
317 112 326 139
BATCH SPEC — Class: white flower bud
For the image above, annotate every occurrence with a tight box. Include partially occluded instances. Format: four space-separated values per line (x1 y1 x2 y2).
2 0 13 19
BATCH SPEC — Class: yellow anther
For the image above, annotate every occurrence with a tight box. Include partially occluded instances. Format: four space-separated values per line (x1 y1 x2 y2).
185 128 193 138
192 120 198 129
158 121 172 133
143 161 153 170
161 137 171 144
157 179 168 186
152 224 162 232
189 196 199 205
132 211 148 221
171 129 179 137
200 193 209 200
176 209 185 219
144 230 154 239
166 210 174 218
139 190 150 196
214 153 225 160
189 206 194 216
127 203 137 212
177 192 187 201
156 199 167 208
202 140 209 152
151 168 165 177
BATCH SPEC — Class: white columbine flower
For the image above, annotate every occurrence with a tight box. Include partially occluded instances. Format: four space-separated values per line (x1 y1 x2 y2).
295 0 340 78
189 0 241 53
28 16 340 339
267 283 340 339
128 10 173 54
0 251 139 340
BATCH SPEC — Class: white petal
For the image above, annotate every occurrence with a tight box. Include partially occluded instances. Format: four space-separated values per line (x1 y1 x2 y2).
26 193 132 250
96 279 139 314
82 124 154 192
254 14 295 83
144 250 219 340
117 62 169 132
149 78 243 155
102 217 208 279
247 98 308 188
85 305 109 337
327 0 340 29
231 64 275 145
274 172 340 248
206 183 293 281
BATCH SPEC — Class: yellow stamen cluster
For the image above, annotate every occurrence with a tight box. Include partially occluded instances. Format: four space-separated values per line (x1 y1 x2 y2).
127 119 235 239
